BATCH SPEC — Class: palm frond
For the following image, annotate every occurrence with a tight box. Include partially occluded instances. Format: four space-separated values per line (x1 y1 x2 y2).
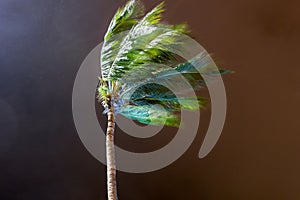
118 52 224 99
104 0 145 40
105 2 189 81
125 83 206 111
101 0 145 81
119 105 180 127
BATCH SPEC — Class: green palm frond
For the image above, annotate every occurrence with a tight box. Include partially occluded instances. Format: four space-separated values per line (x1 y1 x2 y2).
117 52 230 100
125 83 207 111
104 2 188 81
101 0 145 81
136 1 165 26
154 52 232 90
119 105 180 127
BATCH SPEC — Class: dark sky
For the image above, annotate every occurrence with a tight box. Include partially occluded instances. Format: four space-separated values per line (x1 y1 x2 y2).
0 0 300 199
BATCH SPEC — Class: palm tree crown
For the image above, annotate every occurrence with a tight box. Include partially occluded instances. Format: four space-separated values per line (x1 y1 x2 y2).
98 0 229 127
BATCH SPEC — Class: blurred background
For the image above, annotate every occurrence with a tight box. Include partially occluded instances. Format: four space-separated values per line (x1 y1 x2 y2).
0 0 299 199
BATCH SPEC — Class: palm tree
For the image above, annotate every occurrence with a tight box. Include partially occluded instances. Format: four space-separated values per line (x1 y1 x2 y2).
98 1 230 199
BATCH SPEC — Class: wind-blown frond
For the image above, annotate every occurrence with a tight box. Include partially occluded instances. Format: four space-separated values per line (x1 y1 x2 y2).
104 0 145 41
101 0 145 81
119 105 180 127
114 52 229 126
136 1 165 26
108 25 187 80
104 2 189 81
124 83 207 111
119 86 206 127
117 52 228 99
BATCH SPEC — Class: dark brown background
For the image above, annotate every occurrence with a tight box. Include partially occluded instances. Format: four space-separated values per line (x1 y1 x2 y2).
0 0 299 199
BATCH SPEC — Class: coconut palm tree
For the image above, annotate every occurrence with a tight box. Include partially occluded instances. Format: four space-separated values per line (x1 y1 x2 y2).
98 1 229 199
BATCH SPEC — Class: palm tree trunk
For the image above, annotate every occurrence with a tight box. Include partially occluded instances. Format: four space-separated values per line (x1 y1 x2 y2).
106 105 118 200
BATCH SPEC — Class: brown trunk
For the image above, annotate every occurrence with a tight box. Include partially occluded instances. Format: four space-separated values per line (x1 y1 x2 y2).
106 105 118 200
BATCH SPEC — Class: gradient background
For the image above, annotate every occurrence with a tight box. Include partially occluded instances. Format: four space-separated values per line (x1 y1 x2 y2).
1 0 300 199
